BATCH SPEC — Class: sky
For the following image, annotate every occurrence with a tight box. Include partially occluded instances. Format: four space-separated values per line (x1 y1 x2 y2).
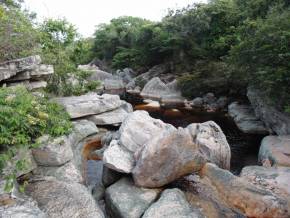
24 0 207 37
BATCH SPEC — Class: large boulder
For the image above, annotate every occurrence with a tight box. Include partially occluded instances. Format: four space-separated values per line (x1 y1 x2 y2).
240 166 290 199
25 177 104 218
143 188 204 218
201 163 290 218
259 135 290 167
105 177 161 218
228 101 268 134
118 110 174 152
133 127 205 188
133 121 231 188
116 68 137 84
187 121 231 170
161 80 185 108
247 87 290 135
102 111 174 173
141 77 169 100
53 93 123 119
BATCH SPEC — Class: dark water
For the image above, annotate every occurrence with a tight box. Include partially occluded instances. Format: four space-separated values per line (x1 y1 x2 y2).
134 105 264 175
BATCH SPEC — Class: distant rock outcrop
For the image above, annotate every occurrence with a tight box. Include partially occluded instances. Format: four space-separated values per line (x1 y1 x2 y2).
0 55 53 91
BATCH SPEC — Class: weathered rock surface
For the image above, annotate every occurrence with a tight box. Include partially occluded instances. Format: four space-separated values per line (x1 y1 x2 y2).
25 177 104 218
116 68 137 84
32 135 74 167
105 177 161 218
187 121 231 170
228 101 268 134
103 140 135 173
180 175 246 218
240 166 290 198
201 163 290 218
259 135 290 167
247 87 290 135
0 196 46 218
161 80 185 108
87 102 133 126
53 93 123 119
34 161 82 183
133 127 205 188
118 110 174 152
0 56 53 90
143 188 204 218
141 77 169 100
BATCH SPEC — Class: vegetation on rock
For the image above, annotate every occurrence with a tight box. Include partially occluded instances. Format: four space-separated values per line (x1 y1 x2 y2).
0 86 72 190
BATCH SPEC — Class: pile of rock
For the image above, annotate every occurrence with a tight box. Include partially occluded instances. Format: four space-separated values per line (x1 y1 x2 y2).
0 55 53 91
97 111 290 218
53 92 133 126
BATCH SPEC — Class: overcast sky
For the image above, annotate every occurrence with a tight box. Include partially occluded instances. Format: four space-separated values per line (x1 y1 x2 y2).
24 0 207 37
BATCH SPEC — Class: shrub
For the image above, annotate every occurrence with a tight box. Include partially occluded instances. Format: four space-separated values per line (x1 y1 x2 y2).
0 86 72 190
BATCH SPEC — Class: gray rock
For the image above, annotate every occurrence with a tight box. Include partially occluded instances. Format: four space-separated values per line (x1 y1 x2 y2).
240 165 290 198
7 65 53 82
53 93 123 119
228 101 268 134
191 97 203 107
258 135 290 167
187 121 231 170
247 87 290 135
119 110 174 153
87 102 133 126
133 127 206 188
161 80 185 108
103 79 125 95
1 148 37 178
116 68 137 84
34 161 82 183
32 135 73 167
25 177 105 218
0 196 46 218
103 140 135 173
105 177 161 218
7 81 48 91
143 188 204 218
71 119 99 144
141 77 169 100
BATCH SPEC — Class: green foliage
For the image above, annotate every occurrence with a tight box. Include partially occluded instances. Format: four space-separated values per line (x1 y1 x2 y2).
0 86 72 190
230 1 290 109
0 2 40 61
40 18 99 96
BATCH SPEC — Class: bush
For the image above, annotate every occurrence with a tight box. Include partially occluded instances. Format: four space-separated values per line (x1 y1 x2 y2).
0 86 72 190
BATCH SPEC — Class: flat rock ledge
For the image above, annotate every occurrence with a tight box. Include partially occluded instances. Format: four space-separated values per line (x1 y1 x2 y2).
0 55 53 91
